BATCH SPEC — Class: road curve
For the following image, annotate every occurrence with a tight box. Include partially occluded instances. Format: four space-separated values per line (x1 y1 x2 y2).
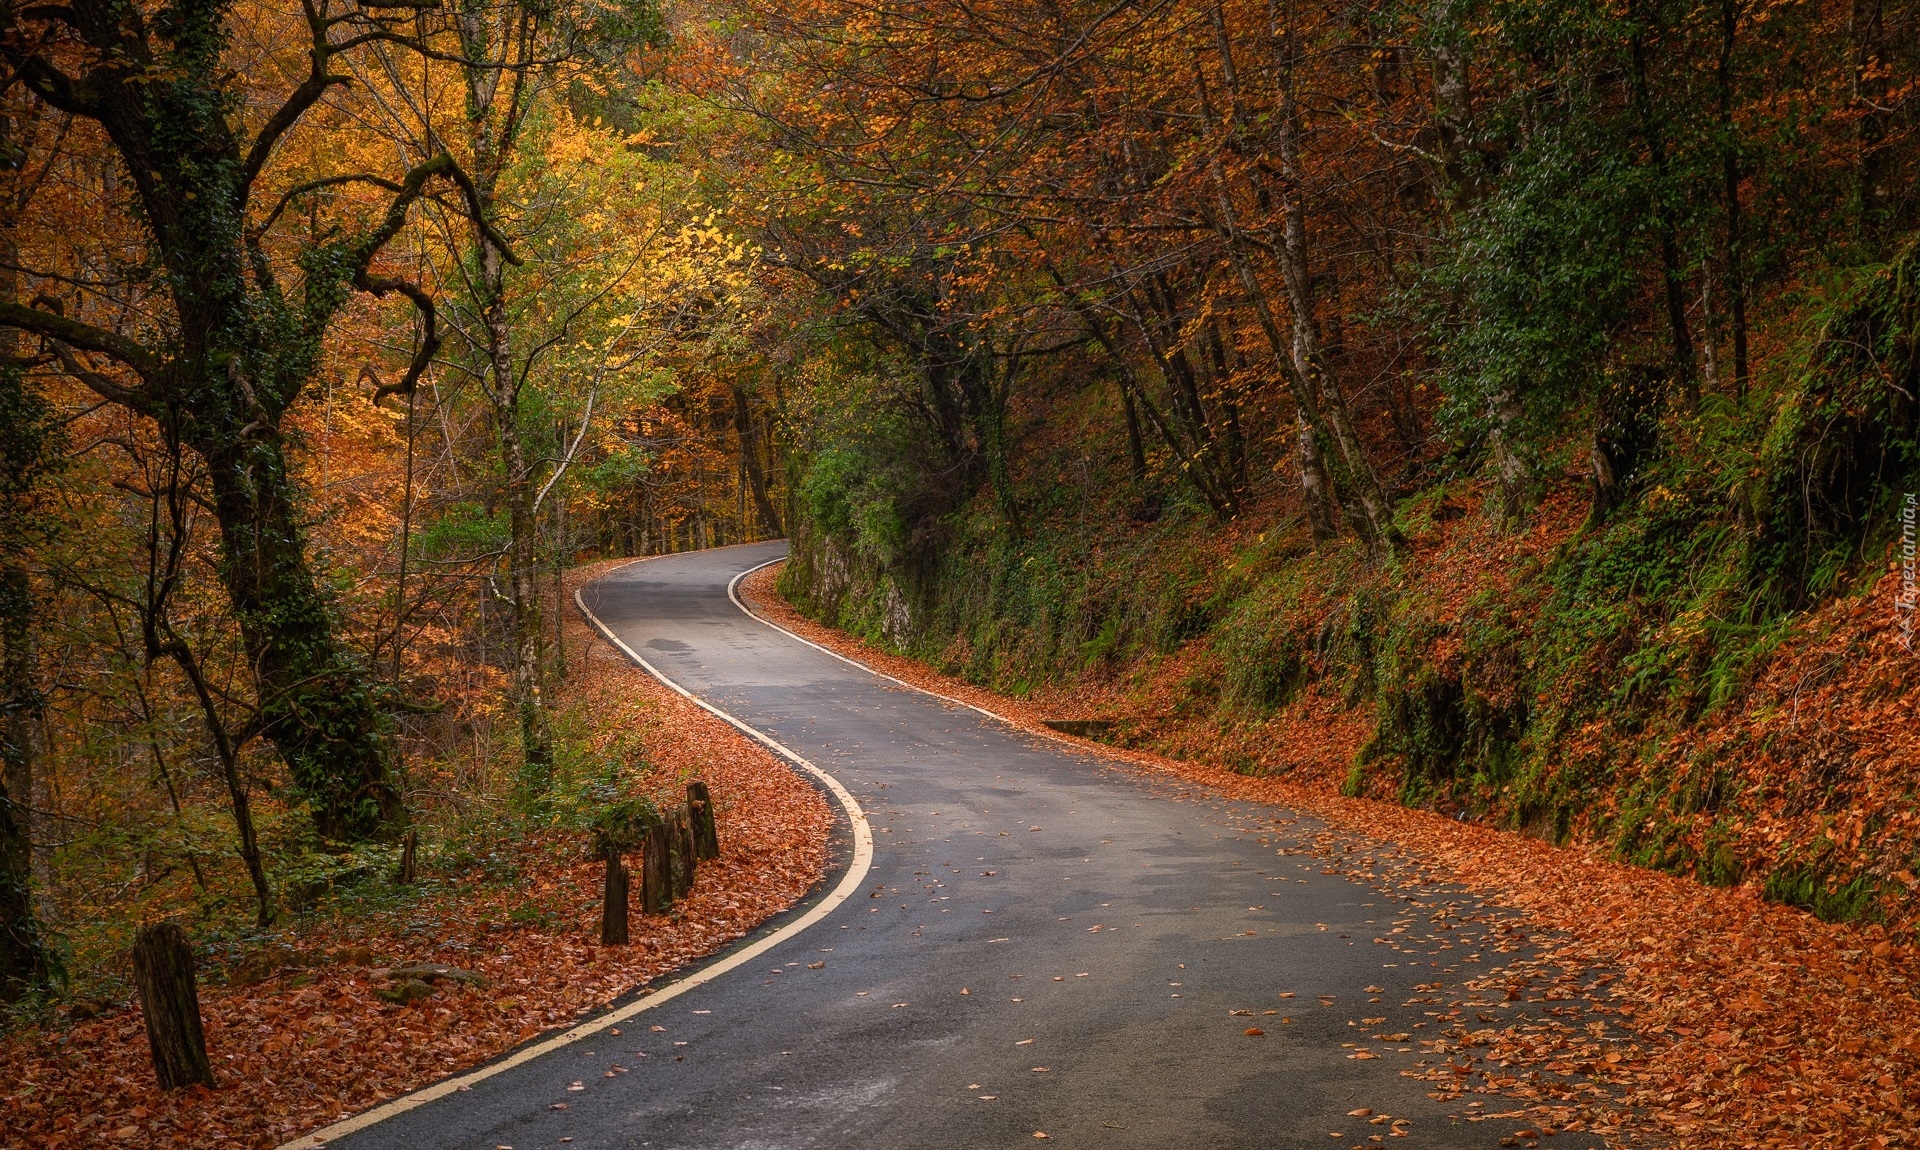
325 541 1575 1150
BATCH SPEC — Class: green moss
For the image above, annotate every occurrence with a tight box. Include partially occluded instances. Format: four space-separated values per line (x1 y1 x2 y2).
779 283 1919 911
1764 862 1886 924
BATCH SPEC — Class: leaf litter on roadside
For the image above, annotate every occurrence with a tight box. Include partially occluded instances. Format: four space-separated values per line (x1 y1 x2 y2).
741 562 1920 1150
0 561 833 1149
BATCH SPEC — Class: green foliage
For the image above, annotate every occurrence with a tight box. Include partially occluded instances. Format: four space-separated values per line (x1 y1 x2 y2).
0 366 66 513
1216 596 1313 713
1359 586 1532 810
786 290 1920 917
798 446 911 566
573 0 671 55
575 438 652 497
1749 237 1920 608
529 705 659 848
583 786 660 856
1764 858 1887 925
278 844 404 913
1426 114 1650 452
416 502 511 561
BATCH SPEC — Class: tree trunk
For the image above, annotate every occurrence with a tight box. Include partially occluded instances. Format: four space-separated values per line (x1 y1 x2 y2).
1482 390 1533 531
155 627 275 927
1627 13 1699 411
1118 377 1148 479
1246 14 1400 555
1203 318 1249 499
1852 0 1894 251
600 852 629 945
1296 412 1339 541
1718 0 1750 397
1052 264 1223 508
687 781 719 860
0 772 44 1005
1118 292 1237 516
1427 0 1482 209
1 567 49 1004
133 923 214 1089
552 498 567 683
476 242 552 796
454 5 553 799
732 385 784 536
642 821 671 913
503 407 551 794
668 805 696 899
193 430 404 842
0 139 51 1002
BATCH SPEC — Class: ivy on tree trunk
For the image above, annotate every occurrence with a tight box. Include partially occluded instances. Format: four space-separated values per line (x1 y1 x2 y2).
0 0 512 839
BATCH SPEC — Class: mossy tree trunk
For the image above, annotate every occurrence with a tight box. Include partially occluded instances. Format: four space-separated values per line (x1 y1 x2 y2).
0 117 54 1000
0 564 50 1004
449 2 557 794
0 0 504 840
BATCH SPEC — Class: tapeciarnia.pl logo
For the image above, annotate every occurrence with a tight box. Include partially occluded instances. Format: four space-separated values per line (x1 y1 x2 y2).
1900 492 1917 651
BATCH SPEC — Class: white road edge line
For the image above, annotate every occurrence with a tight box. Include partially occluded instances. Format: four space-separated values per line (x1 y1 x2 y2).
279 552 874 1150
727 559 1166 772
725 557 1017 726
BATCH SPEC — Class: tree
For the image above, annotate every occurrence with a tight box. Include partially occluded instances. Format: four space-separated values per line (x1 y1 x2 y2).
0 0 512 840
0 100 59 1001
448 0 661 788
0 363 60 1002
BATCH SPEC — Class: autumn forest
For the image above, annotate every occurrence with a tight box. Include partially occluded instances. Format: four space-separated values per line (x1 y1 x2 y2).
2 0 1918 1145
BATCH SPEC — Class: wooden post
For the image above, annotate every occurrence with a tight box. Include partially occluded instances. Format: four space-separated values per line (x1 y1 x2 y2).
132 923 215 1089
687 781 719 860
600 851 629 945
397 828 417 885
641 822 671 914
668 805 696 899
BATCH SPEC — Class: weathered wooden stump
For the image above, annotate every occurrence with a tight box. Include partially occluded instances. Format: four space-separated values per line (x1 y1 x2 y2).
687 781 719 861
668 804 696 898
600 851 630 945
641 822 671 914
397 828 417 885
132 923 214 1089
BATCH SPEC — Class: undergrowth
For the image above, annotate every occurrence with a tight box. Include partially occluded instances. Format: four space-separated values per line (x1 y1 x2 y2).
781 239 1920 929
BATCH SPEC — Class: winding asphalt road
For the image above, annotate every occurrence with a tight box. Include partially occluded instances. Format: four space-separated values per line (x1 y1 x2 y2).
321 542 1595 1150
